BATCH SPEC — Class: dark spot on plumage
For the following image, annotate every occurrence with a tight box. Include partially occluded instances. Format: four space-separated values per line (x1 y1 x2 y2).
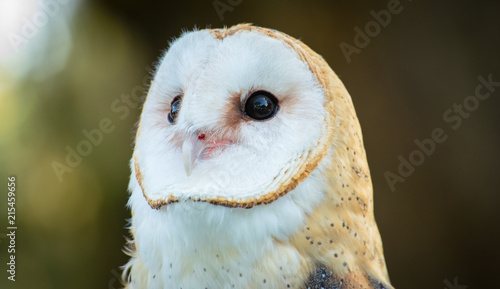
304 266 335 289
305 268 393 289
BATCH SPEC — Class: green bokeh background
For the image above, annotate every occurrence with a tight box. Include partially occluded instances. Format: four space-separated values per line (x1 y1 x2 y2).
1 0 499 288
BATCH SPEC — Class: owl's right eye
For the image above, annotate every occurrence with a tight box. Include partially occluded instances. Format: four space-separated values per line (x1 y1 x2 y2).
168 96 182 124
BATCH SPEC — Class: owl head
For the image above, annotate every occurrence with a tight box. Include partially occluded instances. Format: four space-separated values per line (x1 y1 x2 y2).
126 24 392 288
132 24 338 210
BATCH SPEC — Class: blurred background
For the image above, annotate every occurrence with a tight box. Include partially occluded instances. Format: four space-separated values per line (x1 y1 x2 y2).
0 0 499 288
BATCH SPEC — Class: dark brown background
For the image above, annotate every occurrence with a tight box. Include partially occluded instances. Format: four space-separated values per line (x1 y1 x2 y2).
1 0 499 288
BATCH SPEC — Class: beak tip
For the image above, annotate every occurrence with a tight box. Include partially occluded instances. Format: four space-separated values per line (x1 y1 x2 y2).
184 165 192 177
182 133 204 177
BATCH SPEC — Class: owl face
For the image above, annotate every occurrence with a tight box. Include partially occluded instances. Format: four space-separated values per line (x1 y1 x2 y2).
133 28 330 209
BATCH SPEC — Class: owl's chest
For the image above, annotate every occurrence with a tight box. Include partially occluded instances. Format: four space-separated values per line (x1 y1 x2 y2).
153 241 304 288
132 201 311 289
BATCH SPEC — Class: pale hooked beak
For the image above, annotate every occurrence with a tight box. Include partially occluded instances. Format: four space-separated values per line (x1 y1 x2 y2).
182 134 208 176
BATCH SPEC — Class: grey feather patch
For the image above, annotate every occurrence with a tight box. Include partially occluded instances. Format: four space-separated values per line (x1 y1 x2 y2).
304 266 393 289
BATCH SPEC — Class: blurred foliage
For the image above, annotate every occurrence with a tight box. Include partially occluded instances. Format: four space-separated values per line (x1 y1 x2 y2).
0 0 499 289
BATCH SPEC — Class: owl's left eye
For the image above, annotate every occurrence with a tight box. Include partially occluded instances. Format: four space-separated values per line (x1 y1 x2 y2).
168 96 182 124
244 91 279 121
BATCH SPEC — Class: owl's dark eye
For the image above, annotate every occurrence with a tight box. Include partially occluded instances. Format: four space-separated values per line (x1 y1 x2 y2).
168 96 182 124
244 91 279 121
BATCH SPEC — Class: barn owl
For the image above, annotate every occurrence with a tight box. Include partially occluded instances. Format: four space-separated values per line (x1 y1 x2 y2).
123 24 394 289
